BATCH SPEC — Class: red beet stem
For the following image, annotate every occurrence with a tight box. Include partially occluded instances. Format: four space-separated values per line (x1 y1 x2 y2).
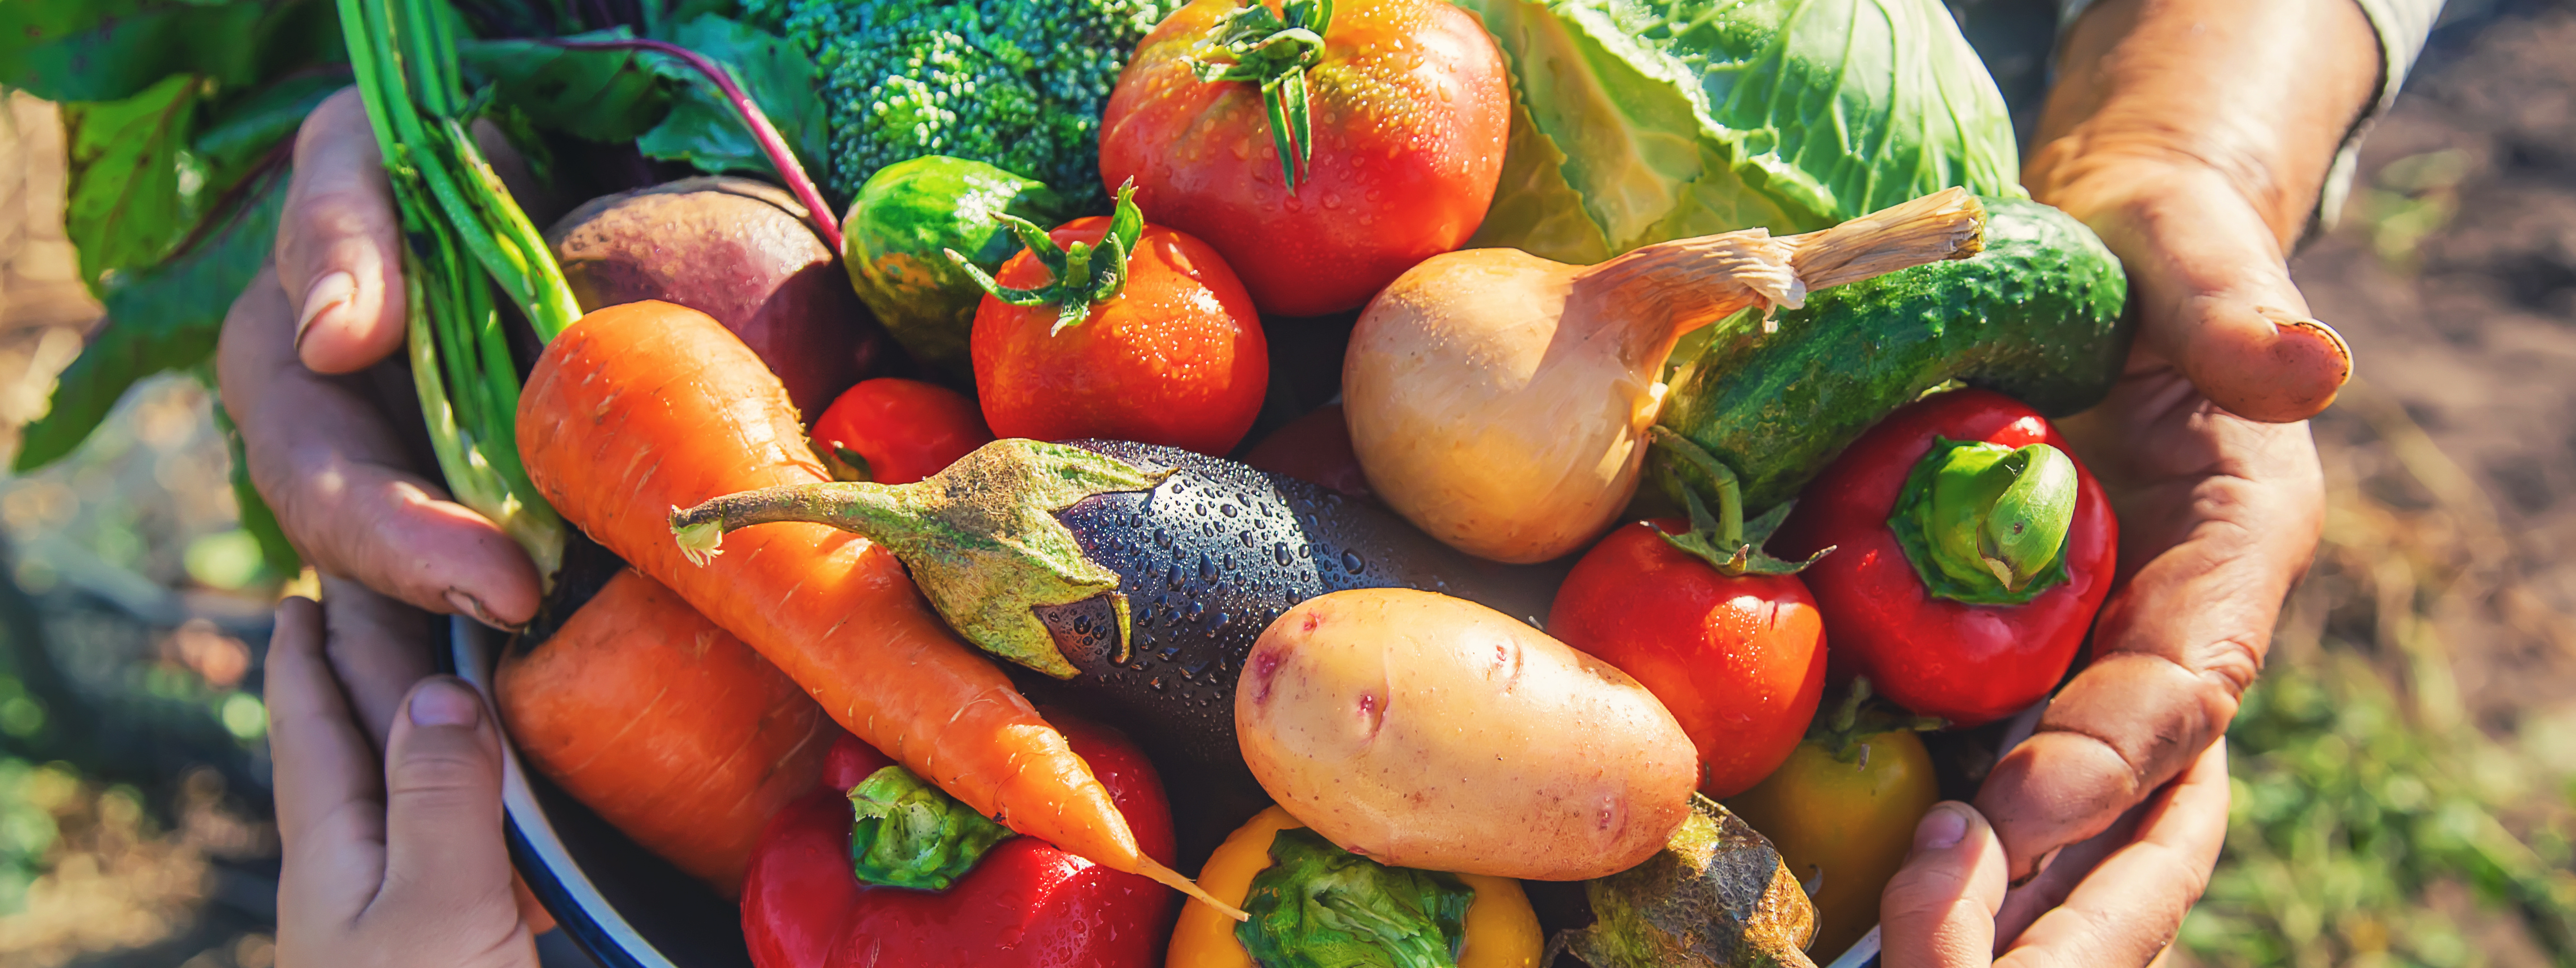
549 37 845 254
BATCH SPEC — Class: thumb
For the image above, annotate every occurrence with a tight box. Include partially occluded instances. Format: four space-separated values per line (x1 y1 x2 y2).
278 87 407 375
2071 164 2351 423
372 677 518 920
1878 803 2009 968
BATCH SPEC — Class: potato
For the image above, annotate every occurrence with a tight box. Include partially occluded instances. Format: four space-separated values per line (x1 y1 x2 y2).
548 176 891 418
1235 587 1698 880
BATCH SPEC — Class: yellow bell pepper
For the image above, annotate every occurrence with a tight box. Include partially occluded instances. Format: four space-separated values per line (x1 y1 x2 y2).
1168 806 1543 968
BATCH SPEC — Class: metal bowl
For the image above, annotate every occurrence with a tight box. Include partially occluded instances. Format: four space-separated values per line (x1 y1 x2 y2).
447 617 752 968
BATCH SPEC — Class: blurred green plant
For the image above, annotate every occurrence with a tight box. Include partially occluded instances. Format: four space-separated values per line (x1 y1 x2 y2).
2182 383 2576 968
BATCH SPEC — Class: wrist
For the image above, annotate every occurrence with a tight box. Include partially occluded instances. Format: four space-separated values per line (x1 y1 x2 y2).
2026 0 2382 245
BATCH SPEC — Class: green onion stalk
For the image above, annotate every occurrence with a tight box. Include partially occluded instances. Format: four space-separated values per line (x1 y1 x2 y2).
335 0 582 581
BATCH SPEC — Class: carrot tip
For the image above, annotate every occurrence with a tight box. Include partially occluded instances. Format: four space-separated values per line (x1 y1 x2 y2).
672 513 725 566
1137 856 1249 921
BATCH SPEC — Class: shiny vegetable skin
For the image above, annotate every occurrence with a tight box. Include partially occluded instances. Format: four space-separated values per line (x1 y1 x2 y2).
549 177 885 419
809 377 993 485
841 156 1068 385
1100 0 1511 316
1548 520 1827 799
495 568 830 896
973 217 1268 456
1725 729 1939 956
1038 440 1555 771
1653 196 2130 511
1167 807 1543 968
1771 390 2117 726
1238 588 1699 880
742 720 1179 968
516 300 1171 892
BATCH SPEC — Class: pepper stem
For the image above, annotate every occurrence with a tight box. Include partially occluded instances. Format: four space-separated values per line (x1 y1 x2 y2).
1188 0 1334 193
669 439 1172 679
1889 438 2078 605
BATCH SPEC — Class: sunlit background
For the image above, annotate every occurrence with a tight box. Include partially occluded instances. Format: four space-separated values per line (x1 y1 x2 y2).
2 1 2575 966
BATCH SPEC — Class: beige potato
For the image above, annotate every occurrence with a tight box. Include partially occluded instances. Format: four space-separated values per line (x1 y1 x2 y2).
1235 587 1698 881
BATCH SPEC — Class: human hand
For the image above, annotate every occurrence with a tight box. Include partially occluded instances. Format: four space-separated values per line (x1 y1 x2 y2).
268 595 539 968
1974 0 2368 886
217 87 544 631
1880 741 2230 966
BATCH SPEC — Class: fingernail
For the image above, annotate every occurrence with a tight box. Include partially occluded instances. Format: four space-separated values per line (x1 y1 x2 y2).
1915 804 1970 851
295 271 357 349
444 589 518 632
409 679 481 727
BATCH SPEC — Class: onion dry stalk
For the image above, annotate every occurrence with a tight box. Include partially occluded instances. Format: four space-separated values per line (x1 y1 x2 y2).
1343 188 1986 564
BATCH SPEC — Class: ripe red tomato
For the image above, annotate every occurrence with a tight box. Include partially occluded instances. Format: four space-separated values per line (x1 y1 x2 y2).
971 216 1267 456
1547 519 1828 799
809 378 993 484
1100 0 1511 317
742 718 1179 968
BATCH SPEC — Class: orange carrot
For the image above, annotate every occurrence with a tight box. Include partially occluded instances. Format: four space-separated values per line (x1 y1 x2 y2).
515 300 1233 915
495 569 828 896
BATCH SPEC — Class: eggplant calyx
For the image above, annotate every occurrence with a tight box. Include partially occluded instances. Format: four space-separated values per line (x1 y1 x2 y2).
1544 795 1818 968
847 764 1015 890
1646 427 1828 578
1889 437 2076 606
1187 0 1334 193
668 438 1173 679
946 181 1148 336
1239 827 1474 968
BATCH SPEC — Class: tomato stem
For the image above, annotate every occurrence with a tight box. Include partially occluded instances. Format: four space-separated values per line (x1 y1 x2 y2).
1646 427 1827 577
947 182 1147 336
1188 0 1334 193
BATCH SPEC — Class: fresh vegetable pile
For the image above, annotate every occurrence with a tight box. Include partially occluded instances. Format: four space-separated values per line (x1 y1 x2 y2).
30 0 2150 963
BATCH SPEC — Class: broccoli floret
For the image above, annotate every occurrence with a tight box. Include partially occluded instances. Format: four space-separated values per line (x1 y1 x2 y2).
749 0 1165 214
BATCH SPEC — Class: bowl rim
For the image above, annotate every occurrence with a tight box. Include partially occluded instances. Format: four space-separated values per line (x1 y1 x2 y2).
450 616 681 968
448 616 2041 968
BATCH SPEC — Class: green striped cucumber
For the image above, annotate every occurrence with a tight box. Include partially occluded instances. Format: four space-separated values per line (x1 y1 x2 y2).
1652 196 2131 512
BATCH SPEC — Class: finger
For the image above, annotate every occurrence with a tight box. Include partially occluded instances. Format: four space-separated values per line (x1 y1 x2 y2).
372 677 520 921
1996 741 2229 968
317 576 438 747
217 265 543 626
278 87 406 375
262 597 390 917
2071 164 2351 422
1979 390 2320 878
1881 803 2010 968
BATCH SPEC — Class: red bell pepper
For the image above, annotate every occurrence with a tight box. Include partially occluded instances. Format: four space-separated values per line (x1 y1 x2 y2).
740 715 1179 968
1770 389 2118 726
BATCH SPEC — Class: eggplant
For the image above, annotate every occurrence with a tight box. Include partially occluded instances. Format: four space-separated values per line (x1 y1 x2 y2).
669 439 1556 772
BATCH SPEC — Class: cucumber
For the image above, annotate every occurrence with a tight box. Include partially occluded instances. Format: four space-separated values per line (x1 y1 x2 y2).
841 156 1067 385
1652 196 2131 512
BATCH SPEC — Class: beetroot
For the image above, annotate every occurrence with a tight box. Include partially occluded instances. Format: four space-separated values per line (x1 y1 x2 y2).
548 176 889 418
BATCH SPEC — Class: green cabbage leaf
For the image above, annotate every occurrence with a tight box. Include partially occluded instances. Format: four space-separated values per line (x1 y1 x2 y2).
1459 0 2025 262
